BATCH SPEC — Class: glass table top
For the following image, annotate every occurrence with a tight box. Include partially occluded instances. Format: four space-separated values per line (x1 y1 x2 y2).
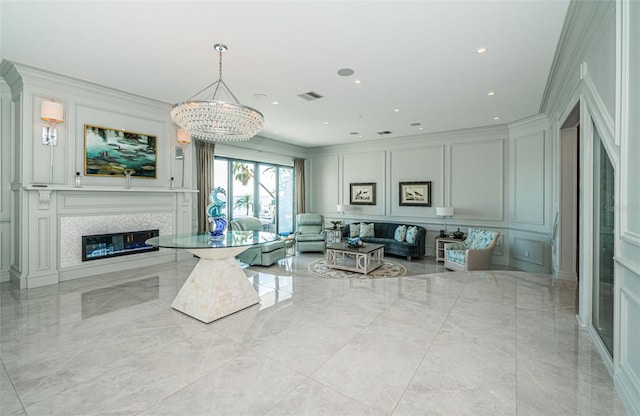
146 231 280 249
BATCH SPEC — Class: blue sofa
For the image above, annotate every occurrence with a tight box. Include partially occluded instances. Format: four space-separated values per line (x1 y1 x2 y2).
341 222 426 261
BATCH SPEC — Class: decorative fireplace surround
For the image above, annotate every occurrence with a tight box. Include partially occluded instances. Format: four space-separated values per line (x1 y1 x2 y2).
0 61 197 289
62 215 170 267
14 186 196 289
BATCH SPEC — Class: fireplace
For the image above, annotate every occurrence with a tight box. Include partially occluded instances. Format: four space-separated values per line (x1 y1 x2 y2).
82 229 159 262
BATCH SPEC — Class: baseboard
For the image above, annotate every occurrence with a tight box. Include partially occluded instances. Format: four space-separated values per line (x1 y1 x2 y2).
615 364 640 416
557 271 578 281
11 271 59 289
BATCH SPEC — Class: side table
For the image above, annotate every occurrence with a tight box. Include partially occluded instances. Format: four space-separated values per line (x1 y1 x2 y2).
435 236 465 262
325 228 342 244
282 235 296 256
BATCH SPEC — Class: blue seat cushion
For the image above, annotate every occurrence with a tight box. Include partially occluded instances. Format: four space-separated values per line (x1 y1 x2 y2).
445 249 466 265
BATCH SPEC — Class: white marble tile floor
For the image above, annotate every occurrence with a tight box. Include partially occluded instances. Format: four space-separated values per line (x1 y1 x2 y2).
0 254 628 415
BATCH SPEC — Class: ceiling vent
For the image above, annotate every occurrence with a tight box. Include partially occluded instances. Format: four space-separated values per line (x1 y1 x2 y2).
377 130 392 135
298 91 324 101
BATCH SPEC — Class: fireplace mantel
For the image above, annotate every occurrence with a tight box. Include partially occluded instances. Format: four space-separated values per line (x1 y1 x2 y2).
12 186 196 288
25 185 199 193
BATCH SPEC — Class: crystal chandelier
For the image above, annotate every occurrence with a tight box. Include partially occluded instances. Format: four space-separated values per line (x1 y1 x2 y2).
171 43 264 142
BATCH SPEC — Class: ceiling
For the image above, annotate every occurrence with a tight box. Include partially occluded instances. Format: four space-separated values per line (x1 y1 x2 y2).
1 1 570 148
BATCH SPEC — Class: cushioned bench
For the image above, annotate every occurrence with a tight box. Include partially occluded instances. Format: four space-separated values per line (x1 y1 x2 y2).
229 217 286 266
341 222 426 261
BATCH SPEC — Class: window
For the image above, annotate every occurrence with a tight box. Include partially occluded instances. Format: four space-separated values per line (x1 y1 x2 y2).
213 157 294 235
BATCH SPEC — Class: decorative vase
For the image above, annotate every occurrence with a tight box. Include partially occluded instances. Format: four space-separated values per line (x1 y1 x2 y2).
452 228 464 239
123 169 134 189
210 217 227 238
207 187 228 239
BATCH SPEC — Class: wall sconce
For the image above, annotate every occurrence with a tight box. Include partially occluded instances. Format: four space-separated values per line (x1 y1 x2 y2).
176 129 191 188
436 206 454 236
41 100 64 182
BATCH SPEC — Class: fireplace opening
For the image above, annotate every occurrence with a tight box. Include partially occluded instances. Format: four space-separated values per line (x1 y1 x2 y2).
82 229 159 262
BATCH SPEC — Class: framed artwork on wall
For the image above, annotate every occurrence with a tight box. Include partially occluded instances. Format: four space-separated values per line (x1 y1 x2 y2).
399 181 432 206
84 124 157 178
350 182 376 205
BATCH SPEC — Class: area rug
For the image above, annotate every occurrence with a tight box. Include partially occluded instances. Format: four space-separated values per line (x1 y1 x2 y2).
308 259 407 279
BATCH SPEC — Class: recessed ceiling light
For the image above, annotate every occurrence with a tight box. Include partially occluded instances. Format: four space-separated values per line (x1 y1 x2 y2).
419 127 423 130
354 80 362 84
394 109 400 112
493 116 500 120
487 91 495 96
272 101 279 105
476 47 488 54
273 130 278 133
337 68 355 77
358 135 363 138
323 121 329 125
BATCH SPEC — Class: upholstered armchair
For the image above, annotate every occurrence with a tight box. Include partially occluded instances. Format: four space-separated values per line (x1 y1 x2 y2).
295 213 326 252
229 217 286 266
444 228 500 271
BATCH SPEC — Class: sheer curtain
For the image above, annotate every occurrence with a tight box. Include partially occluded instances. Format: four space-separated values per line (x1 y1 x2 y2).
294 158 305 215
195 140 215 233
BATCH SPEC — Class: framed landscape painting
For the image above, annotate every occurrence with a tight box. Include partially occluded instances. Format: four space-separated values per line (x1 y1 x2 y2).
84 124 157 178
350 182 376 205
399 181 431 206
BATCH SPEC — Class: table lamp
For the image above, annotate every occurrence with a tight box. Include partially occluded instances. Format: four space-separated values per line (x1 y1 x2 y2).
436 206 454 236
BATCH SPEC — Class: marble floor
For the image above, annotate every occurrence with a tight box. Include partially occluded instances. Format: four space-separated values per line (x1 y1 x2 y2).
0 253 628 416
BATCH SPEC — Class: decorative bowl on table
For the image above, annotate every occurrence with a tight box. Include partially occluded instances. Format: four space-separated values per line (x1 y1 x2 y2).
452 228 464 239
347 237 363 247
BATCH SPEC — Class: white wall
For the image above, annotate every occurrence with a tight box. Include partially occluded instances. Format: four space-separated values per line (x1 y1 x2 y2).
541 1 640 413
616 1 640 413
0 61 195 287
0 83 10 282
509 116 553 273
307 123 554 270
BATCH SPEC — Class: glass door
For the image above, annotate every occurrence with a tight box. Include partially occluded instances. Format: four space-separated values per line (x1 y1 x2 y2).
257 164 277 233
214 157 295 235
232 161 255 218
592 125 614 356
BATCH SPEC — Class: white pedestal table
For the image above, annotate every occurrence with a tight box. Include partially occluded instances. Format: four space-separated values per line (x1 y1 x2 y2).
146 231 279 323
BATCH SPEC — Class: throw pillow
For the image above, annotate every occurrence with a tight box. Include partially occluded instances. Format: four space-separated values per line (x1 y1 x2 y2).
349 223 360 238
405 226 418 243
360 222 375 238
394 225 407 242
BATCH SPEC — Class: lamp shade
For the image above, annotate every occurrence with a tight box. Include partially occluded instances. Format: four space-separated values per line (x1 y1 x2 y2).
436 206 454 217
177 129 192 145
40 101 64 123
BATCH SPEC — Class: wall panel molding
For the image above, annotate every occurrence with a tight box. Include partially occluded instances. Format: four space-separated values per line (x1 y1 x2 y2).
389 144 444 217
512 236 545 266
513 132 546 225
449 140 504 221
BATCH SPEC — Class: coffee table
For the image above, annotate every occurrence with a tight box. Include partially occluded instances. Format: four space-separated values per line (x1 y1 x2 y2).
146 231 279 323
325 242 385 275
